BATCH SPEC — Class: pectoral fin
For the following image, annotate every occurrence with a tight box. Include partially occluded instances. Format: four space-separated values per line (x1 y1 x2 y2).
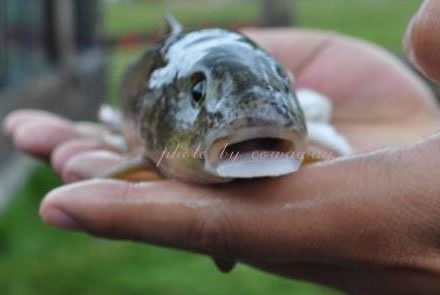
306 121 353 157
296 88 332 123
99 155 162 182
98 104 124 133
297 88 353 161
164 14 183 41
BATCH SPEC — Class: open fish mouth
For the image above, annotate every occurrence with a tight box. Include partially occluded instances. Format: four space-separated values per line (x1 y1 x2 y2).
205 127 305 179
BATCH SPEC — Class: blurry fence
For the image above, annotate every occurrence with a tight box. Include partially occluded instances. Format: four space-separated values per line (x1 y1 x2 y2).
0 0 105 203
0 0 50 89
0 0 102 89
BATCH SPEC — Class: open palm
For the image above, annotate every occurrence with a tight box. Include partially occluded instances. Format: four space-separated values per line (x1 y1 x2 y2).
4 29 440 295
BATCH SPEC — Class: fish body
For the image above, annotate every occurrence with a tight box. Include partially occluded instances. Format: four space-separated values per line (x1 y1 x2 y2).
109 17 350 184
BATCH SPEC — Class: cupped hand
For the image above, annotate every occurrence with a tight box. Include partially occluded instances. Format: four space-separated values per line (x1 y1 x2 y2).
4 1 440 294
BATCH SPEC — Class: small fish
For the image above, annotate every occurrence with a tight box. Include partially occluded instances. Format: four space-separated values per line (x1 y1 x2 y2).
98 16 351 184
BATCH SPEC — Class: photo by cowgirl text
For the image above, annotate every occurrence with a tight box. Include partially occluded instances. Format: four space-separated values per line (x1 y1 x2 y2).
155 144 336 167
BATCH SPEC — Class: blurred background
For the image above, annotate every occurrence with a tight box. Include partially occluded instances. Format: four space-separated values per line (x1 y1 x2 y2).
0 0 433 294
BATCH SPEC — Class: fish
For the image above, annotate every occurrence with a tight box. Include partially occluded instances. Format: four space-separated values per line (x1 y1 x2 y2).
97 16 352 184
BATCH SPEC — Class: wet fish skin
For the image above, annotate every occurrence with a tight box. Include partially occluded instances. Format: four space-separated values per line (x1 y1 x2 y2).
118 16 307 183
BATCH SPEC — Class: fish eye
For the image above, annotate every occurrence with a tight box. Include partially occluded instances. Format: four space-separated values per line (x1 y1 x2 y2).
191 73 206 105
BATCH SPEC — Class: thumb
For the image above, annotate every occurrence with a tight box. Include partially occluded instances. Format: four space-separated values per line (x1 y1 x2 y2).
39 139 429 266
405 0 440 83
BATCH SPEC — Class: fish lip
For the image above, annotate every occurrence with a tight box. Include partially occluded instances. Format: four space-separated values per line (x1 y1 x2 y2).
204 125 306 178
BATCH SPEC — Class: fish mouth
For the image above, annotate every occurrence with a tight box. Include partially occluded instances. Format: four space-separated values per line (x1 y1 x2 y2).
205 126 305 179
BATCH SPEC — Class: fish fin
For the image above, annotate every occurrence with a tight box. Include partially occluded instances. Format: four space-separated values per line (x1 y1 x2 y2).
99 155 162 182
74 121 128 151
120 14 181 111
163 14 183 41
297 88 332 123
98 104 124 133
306 122 352 156
159 14 184 53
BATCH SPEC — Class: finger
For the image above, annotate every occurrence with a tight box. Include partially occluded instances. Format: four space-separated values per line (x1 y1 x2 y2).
51 138 123 173
405 0 440 82
13 119 80 159
62 150 124 183
3 109 71 136
40 179 227 253
40 174 351 259
39 141 424 266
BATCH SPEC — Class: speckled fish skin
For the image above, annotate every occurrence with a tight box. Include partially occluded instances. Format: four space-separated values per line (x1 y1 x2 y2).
120 17 307 183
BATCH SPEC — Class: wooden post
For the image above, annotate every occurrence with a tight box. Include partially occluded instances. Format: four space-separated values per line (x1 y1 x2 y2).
261 0 295 27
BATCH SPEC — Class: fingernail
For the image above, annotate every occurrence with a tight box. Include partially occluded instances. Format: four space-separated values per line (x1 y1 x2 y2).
42 207 82 231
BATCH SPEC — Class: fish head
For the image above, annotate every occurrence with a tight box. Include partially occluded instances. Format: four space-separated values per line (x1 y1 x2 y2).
143 30 307 183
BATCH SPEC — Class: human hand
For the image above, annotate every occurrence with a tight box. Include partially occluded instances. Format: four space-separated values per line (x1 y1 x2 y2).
4 1 440 294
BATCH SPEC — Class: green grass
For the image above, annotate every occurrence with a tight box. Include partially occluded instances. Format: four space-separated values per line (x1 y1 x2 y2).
104 1 258 37
2 0 423 294
0 165 342 295
298 0 421 51
104 0 421 51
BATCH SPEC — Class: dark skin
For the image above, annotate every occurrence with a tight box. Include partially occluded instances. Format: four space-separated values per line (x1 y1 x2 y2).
3 1 440 294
